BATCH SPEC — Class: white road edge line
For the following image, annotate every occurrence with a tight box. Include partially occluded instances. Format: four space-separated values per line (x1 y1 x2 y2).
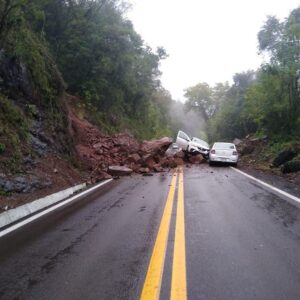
230 167 300 204
0 179 113 238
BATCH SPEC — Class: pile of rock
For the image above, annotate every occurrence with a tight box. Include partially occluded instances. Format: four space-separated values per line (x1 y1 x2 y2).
69 110 205 181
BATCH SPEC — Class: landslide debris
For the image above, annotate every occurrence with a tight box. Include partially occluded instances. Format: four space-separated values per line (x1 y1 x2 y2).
69 103 205 182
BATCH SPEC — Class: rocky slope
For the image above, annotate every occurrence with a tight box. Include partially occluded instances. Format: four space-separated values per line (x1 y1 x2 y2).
0 92 205 212
235 136 300 186
68 97 204 181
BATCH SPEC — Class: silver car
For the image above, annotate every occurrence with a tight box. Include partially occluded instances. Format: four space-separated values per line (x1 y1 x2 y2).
209 142 238 166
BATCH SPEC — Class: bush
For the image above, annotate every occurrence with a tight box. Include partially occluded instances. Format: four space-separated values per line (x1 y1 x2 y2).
281 160 300 173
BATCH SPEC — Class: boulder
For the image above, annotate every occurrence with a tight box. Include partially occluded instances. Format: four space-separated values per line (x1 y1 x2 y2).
91 171 112 182
167 158 177 168
128 163 141 173
281 160 300 174
273 150 297 167
145 157 156 169
127 153 141 163
92 142 103 149
188 154 204 164
140 137 172 154
139 167 150 174
107 166 133 176
165 144 183 157
113 132 140 153
238 144 254 155
142 153 152 161
174 150 185 159
153 164 164 172
174 158 184 165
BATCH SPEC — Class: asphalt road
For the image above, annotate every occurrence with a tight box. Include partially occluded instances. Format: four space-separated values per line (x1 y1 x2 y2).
0 165 300 300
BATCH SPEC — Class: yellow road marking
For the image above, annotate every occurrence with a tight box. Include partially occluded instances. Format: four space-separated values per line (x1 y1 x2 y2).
140 171 178 300
171 168 187 300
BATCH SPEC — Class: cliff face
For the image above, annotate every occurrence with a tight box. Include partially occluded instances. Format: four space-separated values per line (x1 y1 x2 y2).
0 49 84 210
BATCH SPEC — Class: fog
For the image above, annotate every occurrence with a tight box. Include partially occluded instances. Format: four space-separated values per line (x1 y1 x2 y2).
168 101 206 140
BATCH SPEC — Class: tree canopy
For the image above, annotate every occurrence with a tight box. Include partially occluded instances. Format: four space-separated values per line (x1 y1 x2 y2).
0 0 174 139
186 6 300 143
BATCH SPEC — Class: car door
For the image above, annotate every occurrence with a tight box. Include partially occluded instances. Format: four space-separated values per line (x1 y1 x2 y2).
176 131 191 151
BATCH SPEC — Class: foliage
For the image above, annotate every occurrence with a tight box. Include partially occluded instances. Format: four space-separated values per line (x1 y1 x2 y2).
0 0 66 122
184 83 214 122
246 7 300 137
28 0 170 136
0 95 30 170
0 0 181 177
203 7 300 143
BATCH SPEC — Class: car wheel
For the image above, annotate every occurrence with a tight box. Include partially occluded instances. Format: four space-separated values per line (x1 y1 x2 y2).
232 162 238 167
209 160 214 166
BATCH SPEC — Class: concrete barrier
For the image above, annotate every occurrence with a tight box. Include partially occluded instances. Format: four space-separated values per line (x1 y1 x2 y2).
0 183 86 230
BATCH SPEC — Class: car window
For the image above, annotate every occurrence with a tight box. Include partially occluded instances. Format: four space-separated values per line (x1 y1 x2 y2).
192 138 209 147
179 131 190 141
214 143 235 150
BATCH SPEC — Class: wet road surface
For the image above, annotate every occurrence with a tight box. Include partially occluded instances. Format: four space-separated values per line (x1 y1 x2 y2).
0 165 300 299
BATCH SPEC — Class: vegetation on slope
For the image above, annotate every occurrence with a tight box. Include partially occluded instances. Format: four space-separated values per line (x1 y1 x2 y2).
0 0 179 175
24 0 173 138
185 6 300 148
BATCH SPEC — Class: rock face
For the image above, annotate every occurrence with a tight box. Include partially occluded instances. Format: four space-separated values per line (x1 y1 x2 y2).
0 50 34 100
0 175 51 193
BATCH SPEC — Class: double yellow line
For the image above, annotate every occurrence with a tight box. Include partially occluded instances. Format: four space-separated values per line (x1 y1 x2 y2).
140 168 187 300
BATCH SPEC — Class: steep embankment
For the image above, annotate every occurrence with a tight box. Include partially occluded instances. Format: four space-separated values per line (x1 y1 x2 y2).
0 50 84 211
0 0 204 212
236 136 300 186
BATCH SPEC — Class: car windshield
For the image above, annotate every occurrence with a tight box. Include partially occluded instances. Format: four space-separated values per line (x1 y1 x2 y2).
192 138 209 148
213 143 235 150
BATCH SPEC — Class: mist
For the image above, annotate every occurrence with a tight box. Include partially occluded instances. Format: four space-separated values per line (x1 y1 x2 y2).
168 101 207 140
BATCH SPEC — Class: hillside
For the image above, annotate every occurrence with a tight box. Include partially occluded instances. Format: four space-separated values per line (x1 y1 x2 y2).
0 0 177 208
1 2 300 210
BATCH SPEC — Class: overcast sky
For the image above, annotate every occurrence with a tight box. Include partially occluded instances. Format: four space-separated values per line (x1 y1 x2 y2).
127 0 300 101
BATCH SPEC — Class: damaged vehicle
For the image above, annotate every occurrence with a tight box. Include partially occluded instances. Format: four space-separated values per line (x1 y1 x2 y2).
176 130 210 159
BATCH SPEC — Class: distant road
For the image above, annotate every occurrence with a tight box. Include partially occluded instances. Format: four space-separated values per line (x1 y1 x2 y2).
1 165 300 299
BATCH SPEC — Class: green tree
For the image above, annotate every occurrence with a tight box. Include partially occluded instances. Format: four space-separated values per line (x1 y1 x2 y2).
247 7 300 137
207 72 256 142
184 82 214 122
